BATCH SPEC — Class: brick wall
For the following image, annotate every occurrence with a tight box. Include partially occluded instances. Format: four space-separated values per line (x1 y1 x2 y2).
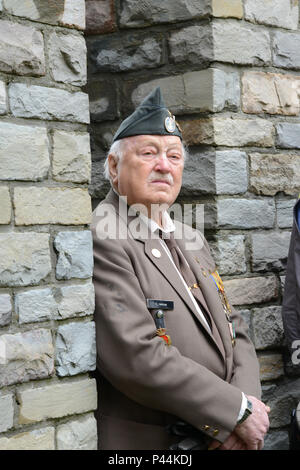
0 0 97 450
86 0 300 450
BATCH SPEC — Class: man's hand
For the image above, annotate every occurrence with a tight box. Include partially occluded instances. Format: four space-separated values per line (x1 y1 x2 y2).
208 395 270 450
208 432 247 450
234 395 270 450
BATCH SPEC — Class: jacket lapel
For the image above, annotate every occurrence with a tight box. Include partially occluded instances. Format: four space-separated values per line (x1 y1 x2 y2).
143 238 213 337
182 247 233 359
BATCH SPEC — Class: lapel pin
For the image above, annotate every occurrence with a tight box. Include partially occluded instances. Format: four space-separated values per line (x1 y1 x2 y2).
152 248 161 258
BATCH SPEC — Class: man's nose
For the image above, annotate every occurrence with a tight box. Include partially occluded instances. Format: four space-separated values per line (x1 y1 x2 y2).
153 153 171 172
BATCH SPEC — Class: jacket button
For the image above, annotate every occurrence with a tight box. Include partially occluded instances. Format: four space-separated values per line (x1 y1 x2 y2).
213 429 219 436
203 425 210 431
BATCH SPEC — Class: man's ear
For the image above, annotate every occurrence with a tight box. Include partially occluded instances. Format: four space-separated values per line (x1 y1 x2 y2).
108 154 119 187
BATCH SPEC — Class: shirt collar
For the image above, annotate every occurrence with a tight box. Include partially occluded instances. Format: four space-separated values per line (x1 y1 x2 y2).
138 210 175 235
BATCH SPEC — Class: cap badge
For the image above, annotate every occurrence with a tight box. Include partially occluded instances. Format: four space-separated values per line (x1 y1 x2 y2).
165 114 176 133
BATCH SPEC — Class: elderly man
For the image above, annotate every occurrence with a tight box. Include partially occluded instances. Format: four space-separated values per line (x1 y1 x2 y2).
91 88 270 450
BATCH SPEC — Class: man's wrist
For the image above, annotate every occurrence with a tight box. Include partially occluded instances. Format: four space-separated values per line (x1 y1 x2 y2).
237 397 253 425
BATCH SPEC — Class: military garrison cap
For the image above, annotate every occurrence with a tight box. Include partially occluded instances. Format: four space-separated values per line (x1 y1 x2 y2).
112 87 182 143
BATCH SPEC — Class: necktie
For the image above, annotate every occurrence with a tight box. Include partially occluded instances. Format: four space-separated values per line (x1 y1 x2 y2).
161 231 225 354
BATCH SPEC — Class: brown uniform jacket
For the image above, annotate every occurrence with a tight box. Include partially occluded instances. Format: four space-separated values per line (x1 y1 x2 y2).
91 190 261 450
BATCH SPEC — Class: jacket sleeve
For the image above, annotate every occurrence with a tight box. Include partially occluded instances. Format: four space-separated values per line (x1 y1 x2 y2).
229 307 261 399
92 231 246 443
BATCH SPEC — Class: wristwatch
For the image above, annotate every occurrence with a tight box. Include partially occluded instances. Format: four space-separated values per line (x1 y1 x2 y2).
237 399 253 425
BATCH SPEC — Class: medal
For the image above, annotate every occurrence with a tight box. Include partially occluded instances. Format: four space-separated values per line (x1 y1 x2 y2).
210 270 236 346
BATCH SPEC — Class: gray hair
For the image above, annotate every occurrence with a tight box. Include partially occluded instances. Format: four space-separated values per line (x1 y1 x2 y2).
103 138 189 183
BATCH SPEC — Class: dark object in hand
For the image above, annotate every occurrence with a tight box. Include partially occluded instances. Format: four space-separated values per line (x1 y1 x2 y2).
167 420 211 450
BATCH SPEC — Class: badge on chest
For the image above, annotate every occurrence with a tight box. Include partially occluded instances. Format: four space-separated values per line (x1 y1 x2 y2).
147 299 174 346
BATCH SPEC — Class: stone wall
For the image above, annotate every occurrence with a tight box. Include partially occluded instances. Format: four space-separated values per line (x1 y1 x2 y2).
86 0 300 450
0 0 97 450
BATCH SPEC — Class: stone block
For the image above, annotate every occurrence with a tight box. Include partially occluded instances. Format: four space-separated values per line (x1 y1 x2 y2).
273 31 300 70
0 81 7 114
86 0 116 35
242 71 300 115
0 294 12 327
213 20 271 65
277 123 300 149
259 354 284 381
212 68 240 112
0 19 45 76
52 130 91 183
215 150 247 194
217 198 275 229
0 187 11 224
223 276 278 305
0 393 14 432
54 282 95 320
54 231 94 280
62 0 86 30
277 199 295 228
178 118 214 146
9 83 90 124
264 431 289 451
56 321 96 376
252 306 284 350
0 427 55 450
14 187 91 225
262 378 300 428
87 78 119 122
18 378 97 424
181 150 216 196
244 0 299 30
0 233 51 287
0 122 49 181
212 0 243 18
0 328 54 387
169 25 213 65
131 69 239 115
131 75 187 115
48 31 87 86
16 282 95 324
213 117 274 147
250 153 300 196
3 0 85 30
89 160 111 200
251 231 291 272
56 414 97 450
119 0 210 27
16 288 56 324
90 34 164 73
212 235 246 275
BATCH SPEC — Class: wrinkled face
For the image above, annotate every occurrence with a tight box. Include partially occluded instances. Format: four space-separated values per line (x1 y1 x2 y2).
108 135 184 213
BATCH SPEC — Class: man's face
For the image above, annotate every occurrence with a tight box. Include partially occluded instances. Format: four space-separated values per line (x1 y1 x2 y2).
109 134 184 212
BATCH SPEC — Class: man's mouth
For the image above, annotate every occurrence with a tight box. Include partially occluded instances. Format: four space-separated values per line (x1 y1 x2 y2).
149 180 171 185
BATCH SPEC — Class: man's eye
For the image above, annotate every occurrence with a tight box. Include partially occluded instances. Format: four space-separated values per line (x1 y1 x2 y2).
142 151 154 156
